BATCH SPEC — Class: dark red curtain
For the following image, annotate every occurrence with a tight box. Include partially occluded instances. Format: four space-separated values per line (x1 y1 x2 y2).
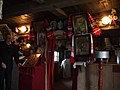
47 32 56 90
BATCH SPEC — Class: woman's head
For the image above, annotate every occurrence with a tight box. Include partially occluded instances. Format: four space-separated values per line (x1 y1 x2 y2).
5 33 12 43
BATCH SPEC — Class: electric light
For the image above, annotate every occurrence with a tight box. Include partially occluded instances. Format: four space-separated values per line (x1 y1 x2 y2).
15 24 30 34
20 26 27 33
102 16 111 25
26 43 31 48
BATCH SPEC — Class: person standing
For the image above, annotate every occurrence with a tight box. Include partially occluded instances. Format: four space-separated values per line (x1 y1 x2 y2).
0 33 20 90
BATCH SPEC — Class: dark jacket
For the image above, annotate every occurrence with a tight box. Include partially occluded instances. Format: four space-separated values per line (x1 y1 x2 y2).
0 41 19 70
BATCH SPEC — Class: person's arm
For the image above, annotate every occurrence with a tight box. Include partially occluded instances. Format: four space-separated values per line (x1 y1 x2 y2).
13 45 20 65
0 56 5 68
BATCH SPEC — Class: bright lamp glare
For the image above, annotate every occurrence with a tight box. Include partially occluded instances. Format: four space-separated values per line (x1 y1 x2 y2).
20 26 27 33
26 43 31 48
102 16 111 25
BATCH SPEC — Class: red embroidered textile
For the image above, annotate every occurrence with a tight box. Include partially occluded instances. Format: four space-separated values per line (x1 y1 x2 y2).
19 65 45 90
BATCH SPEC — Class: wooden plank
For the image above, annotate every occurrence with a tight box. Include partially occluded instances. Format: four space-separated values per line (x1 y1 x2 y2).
77 66 87 90
103 65 113 90
113 73 120 90
77 64 120 90
48 8 67 17
4 0 98 18
32 0 44 3
87 64 99 90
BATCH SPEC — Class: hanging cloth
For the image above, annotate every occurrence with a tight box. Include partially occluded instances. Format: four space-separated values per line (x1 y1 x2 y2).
45 19 56 90
88 13 101 36
67 16 73 39
90 34 94 62
70 35 75 63
46 33 56 90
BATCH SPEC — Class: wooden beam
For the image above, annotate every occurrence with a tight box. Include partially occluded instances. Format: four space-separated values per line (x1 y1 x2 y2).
49 8 67 17
48 9 65 17
55 8 67 16
3 0 98 18
32 0 45 3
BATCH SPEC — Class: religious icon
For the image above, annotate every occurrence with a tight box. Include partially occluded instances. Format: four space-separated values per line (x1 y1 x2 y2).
72 14 89 35
74 34 91 61
37 32 46 48
74 34 91 56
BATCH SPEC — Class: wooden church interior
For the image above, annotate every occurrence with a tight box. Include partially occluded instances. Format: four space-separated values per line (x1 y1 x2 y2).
0 0 120 90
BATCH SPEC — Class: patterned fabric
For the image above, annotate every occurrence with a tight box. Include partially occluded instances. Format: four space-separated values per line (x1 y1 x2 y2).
70 35 75 63
88 13 101 36
90 34 94 62
47 32 56 90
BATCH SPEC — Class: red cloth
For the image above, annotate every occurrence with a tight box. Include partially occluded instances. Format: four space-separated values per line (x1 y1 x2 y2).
70 35 75 63
47 33 56 90
19 65 45 90
90 34 94 62
88 13 101 36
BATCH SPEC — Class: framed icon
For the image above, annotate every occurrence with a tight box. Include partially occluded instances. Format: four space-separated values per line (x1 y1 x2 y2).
37 32 46 47
72 13 89 35
74 34 91 61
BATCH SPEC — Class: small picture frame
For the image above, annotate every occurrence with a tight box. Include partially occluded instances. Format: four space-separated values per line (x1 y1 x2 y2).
37 32 46 47
72 14 89 35
74 34 91 61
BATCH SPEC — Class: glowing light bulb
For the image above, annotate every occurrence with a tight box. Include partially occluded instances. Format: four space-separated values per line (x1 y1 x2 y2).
102 16 111 25
26 43 31 48
20 26 27 33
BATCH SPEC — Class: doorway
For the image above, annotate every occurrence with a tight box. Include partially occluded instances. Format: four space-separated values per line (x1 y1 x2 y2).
46 30 72 90
54 41 72 90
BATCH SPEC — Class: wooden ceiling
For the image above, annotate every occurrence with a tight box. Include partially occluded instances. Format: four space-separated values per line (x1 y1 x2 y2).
0 0 120 27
